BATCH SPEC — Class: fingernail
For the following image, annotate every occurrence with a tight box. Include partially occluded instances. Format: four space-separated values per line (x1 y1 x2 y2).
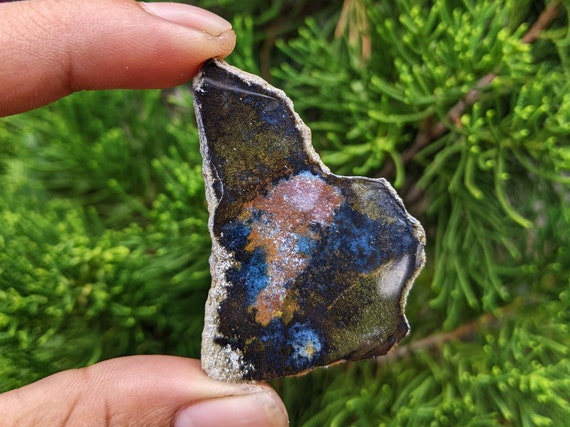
140 2 232 36
174 391 289 427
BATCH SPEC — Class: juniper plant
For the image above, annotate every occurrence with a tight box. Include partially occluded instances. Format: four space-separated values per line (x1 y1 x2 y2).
1 1 568 426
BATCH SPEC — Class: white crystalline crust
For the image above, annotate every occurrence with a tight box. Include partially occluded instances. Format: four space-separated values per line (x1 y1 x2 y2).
193 59 426 382
193 64 252 382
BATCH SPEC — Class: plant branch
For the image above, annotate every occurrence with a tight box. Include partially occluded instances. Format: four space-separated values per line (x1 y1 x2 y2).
378 312 498 364
380 1 562 180
377 297 531 365
521 1 562 44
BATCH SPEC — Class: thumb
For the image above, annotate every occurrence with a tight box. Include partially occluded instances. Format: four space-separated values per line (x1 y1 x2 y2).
0 0 236 116
0 356 288 427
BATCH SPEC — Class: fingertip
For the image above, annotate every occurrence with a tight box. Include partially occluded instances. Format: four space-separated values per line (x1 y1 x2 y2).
67 2 237 91
139 2 232 36
0 0 237 116
79 356 290 426
135 1 237 79
0 356 289 427
174 388 289 427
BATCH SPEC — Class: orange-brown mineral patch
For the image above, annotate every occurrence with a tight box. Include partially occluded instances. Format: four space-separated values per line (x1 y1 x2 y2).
240 172 344 324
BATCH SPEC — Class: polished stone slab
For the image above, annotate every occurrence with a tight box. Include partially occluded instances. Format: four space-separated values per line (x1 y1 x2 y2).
193 59 426 382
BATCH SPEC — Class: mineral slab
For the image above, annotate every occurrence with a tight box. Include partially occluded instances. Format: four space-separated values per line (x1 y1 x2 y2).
192 59 426 382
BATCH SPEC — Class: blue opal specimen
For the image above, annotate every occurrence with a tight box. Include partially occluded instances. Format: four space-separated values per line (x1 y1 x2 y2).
193 59 426 382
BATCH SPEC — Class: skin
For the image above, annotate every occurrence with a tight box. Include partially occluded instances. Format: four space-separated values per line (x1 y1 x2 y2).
0 0 236 116
0 1 289 426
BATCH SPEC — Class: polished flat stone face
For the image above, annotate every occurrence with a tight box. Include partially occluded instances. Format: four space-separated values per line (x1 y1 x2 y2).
193 59 426 382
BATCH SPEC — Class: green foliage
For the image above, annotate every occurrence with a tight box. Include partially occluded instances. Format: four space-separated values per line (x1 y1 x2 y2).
287 294 570 426
1 0 569 425
0 88 211 389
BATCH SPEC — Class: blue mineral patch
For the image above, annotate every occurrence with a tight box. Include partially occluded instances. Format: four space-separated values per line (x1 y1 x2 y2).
225 247 270 305
220 220 250 252
296 234 318 257
318 199 419 274
287 322 324 369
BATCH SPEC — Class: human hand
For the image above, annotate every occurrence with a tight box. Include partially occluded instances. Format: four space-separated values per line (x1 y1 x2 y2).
0 0 236 116
0 356 288 426
0 1 287 426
